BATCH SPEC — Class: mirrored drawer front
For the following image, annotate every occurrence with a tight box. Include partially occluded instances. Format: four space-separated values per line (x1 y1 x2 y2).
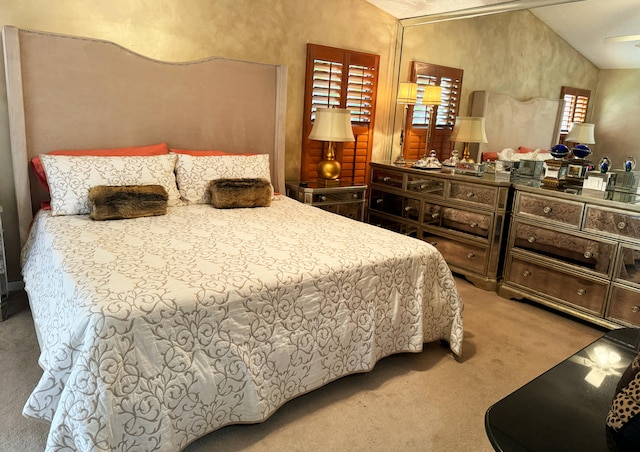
448 182 498 207
421 202 442 227
406 174 444 197
516 192 584 228
311 190 364 203
441 207 491 238
616 246 640 286
321 203 363 220
512 220 615 275
371 168 403 189
607 284 640 327
369 190 420 221
507 257 607 315
368 213 418 238
420 231 487 273
584 206 640 240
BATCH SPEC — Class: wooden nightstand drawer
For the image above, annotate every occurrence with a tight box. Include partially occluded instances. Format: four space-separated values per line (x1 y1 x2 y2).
584 205 640 240
448 182 498 208
506 256 607 316
607 284 640 327
515 192 584 228
285 181 366 221
511 219 616 275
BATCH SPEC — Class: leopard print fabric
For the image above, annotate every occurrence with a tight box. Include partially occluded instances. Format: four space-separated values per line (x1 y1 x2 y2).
607 354 640 431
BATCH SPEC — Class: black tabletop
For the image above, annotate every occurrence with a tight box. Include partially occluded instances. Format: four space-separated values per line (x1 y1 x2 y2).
485 328 640 451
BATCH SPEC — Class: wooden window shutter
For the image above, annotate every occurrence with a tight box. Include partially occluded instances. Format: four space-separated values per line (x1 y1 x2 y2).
405 62 463 161
301 44 379 184
559 86 591 141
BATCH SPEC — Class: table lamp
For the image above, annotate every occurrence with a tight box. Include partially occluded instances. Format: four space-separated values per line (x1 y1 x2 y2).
565 122 595 159
421 85 442 159
394 82 418 166
309 107 355 180
450 116 488 163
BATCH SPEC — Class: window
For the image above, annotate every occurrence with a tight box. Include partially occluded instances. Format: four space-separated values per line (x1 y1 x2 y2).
559 86 591 142
301 44 379 184
405 61 463 161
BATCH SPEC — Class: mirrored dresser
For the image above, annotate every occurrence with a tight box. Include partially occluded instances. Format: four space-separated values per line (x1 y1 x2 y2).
499 184 640 328
368 162 512 290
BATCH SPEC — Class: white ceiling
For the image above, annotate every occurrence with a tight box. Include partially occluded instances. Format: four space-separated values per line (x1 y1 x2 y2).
366 0 640 69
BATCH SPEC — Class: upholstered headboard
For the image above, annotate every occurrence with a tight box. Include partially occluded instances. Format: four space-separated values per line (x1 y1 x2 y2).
3 26 287 244
469 90 564 161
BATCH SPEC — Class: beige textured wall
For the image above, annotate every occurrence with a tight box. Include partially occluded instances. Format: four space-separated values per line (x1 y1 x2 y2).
396 10 600 160
0 0 398 281
592 69 640 169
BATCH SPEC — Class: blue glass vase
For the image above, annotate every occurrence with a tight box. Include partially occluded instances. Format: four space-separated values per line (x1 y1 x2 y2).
624 156 636 172
599 156 612 173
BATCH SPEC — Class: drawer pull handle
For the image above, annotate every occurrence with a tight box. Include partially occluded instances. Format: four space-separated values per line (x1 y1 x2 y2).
632 306 640 313
466 192 475 198
319 195 327 201
522 270 531 277
577 289 586 296
543 206 552 214
467 253 475 259
382 176 391 182
405 206 414 212
420 184 427 190
617 221 627 230
430 241 438 247
470 222 478 228
376 198 383 204
584 251 593 259
431 213 440 219
527 236 536 243
352 193 359 199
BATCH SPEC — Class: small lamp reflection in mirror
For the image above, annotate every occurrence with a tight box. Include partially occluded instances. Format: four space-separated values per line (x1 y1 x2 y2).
309 107 355 180
394 82 418 166
450 116 488 163
565 122 595 159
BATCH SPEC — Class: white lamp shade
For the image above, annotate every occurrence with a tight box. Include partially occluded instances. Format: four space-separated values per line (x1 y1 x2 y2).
566 122 595 144
309 108 355 142
397 82 418 105
450 116 488 143
421 85 442 105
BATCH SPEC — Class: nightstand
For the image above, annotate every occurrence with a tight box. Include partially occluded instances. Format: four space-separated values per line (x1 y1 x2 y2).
1 205 8 320
285 180 367 221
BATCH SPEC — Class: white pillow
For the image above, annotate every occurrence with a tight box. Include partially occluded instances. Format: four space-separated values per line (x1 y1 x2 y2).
41 154 180 216
175 153 272 204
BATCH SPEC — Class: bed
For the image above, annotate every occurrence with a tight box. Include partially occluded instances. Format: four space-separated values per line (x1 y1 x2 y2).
469 90 564 162
3 26 463 451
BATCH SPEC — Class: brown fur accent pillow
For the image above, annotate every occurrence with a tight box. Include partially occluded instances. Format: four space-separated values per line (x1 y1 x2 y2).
88 185 168 220
209 178 273 209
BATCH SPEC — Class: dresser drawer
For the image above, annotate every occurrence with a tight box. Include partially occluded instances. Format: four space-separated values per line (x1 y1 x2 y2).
584 205 640 240
420 231 488 273
511 219 616 275
369 190 420 221
607 284 640 327
368 212 418 237
448 182 498 208
371 167 404 189
406 174 445 198
310 190 364 203
515 192 584 228
441 207 491 238
506 256 607 315
422 202 442 227
615 245 640 286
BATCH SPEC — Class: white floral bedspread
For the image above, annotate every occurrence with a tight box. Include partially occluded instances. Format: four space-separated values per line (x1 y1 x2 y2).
21 196 463 451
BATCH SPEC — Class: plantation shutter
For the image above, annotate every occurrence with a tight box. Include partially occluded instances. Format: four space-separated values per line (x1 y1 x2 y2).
559 86 591 141
301 44 379 184
405 62 463 161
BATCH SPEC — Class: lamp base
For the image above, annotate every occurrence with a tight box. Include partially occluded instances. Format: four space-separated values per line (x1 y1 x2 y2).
461 144 474 163
318 159 341 180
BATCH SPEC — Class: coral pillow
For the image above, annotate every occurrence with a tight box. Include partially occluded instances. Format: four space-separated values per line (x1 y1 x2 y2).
31 143 169 193
170 149 229 156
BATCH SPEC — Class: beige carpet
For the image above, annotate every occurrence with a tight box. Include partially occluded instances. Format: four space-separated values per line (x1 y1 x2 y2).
0 277 604 451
